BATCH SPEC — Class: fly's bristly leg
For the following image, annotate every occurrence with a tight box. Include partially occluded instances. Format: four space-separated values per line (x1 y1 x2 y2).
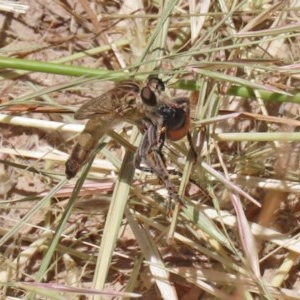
133 121 158 174
187 132 198 162
134 124 184 210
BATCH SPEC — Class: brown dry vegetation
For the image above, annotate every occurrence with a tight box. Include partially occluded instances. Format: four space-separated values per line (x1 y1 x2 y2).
1 0 300 299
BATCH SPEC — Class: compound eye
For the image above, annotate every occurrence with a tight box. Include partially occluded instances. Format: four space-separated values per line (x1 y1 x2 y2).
141 86 157 106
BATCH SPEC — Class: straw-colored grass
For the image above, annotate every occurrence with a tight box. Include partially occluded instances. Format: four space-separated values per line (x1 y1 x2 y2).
1 0 300 299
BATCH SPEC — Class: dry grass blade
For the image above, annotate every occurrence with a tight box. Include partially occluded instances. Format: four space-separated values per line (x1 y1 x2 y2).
126 208 178 299
0 179 67 247
92 149 137 295
0 1 28 13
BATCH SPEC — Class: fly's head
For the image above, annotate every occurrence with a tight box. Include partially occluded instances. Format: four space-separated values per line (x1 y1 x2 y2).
140 75 165 107
138 75 167 128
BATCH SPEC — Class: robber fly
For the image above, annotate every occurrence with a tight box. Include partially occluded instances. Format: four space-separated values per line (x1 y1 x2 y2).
65 75 165 179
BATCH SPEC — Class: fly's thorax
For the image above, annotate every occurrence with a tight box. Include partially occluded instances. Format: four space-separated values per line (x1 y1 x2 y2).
121 81 141 105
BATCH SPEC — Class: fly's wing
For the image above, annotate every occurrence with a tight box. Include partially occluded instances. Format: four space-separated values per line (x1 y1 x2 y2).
66 80 143 179
74 80 141 121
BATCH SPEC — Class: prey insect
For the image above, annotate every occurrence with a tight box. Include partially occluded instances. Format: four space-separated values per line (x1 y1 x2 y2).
134 96 195 209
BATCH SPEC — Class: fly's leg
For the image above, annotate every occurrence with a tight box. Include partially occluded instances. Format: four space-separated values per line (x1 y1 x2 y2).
133 123 158 174
134 125 184 209
151 146 184 209
133 119 156 173
153 148 184 212
187 132 198 162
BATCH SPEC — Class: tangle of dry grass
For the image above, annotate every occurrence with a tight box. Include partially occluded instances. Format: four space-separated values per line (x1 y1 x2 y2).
1 0 300 299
